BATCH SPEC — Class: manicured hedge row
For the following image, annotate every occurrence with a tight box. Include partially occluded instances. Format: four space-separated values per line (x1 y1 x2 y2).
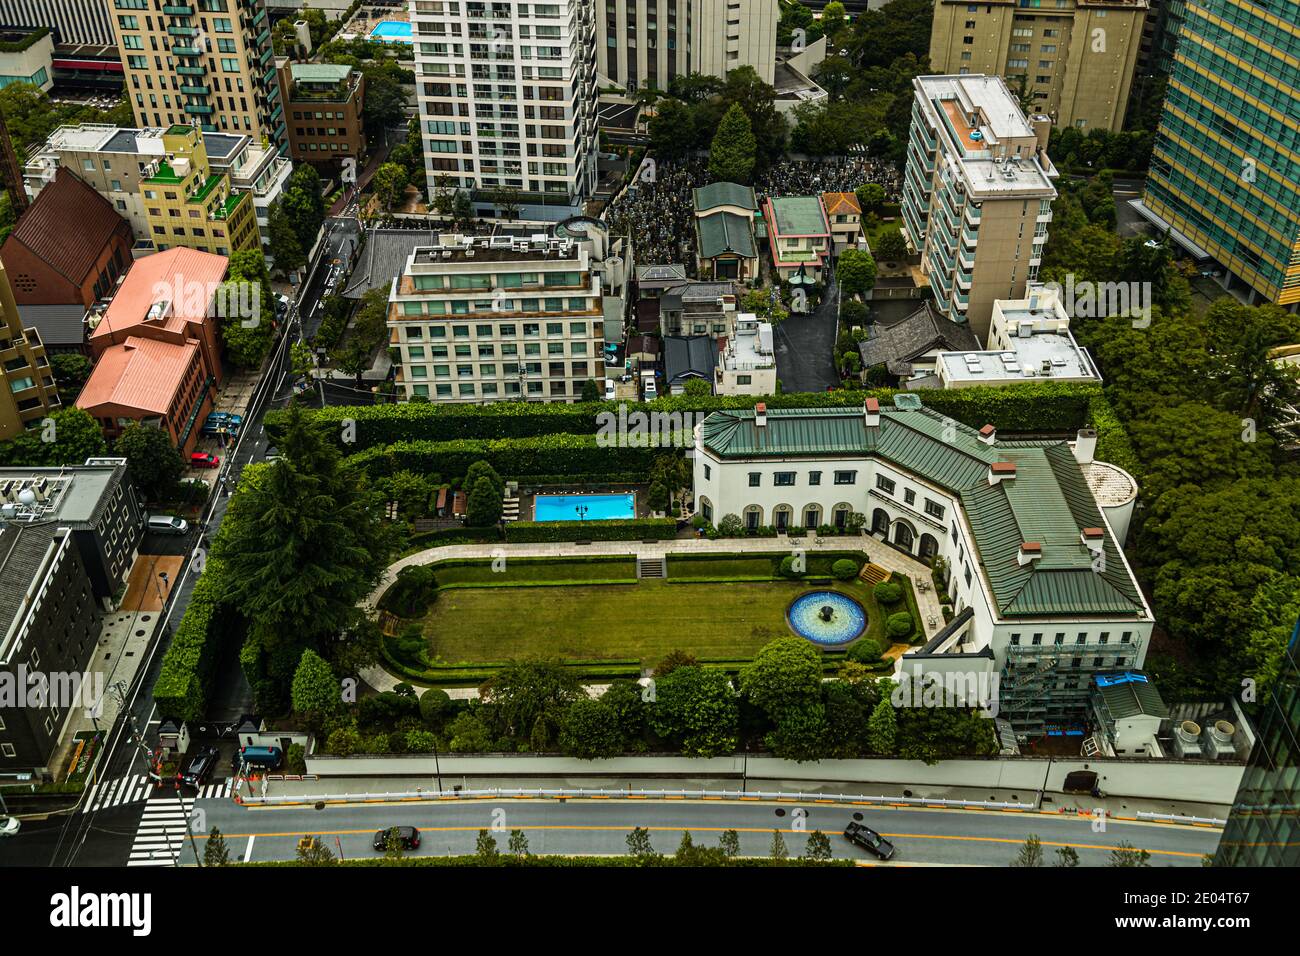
345 434 669 479
271 381 1106 451
153 559 232 722
380 638 644 686
504 517 678 542
1087 392 1139 476
250 856 853 867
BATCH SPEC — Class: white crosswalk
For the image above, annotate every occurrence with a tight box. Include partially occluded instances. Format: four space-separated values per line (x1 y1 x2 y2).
83 775 232 813
83 774 154 812
126 797 198 867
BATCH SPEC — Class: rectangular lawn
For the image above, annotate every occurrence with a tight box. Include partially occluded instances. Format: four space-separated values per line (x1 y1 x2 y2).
418 578 887 666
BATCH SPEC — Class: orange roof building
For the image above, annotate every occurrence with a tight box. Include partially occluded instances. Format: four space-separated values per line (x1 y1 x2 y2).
89 247 228 385
77 335 214 455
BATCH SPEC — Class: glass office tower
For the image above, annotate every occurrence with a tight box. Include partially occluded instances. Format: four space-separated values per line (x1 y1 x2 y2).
1142 0 1300 308
1215 618 1300 866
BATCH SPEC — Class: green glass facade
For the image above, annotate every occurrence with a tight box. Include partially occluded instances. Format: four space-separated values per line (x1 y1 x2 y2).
1215 618 1300 866
1143 0 1300 306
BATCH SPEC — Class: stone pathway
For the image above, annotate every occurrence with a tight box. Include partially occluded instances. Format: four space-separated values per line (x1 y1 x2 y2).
359 533 946 693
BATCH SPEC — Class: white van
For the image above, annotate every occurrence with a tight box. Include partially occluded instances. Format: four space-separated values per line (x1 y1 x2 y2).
148 514 189 536
641 370 658 401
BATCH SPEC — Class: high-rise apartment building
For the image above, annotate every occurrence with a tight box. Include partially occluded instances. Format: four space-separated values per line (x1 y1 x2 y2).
0 0 115 46
929 0 1148 132
595 0 778 91
388 233 607 403
411 0 600 221
901 74 1058 339
1215 618 1300 866
1141 0 1300 308
113 0 287 154
0 261 60 439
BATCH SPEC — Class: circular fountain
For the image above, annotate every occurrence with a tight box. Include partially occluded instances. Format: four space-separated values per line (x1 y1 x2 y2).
787 591 868 647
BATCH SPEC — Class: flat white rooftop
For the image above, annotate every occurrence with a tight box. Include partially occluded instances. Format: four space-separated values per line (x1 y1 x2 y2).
723 315 775 370
940 331 1098 382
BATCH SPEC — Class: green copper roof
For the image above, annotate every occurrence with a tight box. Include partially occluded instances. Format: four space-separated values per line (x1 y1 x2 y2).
696 211 756 259
290 62 354 84
698 405 1146 619
693 181 756 213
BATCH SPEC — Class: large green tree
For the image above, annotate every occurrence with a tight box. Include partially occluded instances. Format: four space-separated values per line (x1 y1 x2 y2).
212 404 394 648
115 423 183 501
266 199 305 277
0 407 106 467
219 249 276 369
648 665 737 757
708 102 758 185
479 659 584 749
836 247 878 298
282 163 326 248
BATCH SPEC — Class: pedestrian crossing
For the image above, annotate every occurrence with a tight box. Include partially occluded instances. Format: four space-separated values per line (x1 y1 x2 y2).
126 796 196 867
84 775 233 813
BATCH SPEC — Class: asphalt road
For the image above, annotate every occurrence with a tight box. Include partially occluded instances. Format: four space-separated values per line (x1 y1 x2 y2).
180 796 1219 867
774 271 841 393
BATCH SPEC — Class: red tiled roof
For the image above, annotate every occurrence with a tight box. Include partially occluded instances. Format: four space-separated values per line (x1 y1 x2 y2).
822 191 861 216
76 335 197 416
4 168 129 284
91 247 228 342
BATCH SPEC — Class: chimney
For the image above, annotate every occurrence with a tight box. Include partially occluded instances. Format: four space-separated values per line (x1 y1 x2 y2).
978 424 996 445
1073 428 1097 465
755 402 767 428
1081 527 1105 551
988 461 1017 485
1017 542 1042 566
864 397 880 428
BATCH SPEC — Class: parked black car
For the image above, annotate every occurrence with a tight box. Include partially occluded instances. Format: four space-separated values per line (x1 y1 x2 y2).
178 746 219 789
373 826 421 851
844 821 895 860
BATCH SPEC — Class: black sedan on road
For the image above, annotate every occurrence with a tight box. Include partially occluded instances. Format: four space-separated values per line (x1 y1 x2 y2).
844 821 895 860
373 826 421 851
177 746 219 789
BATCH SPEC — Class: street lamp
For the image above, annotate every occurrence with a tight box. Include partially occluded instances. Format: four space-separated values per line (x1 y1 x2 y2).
154 571 170 606
575 505 589 522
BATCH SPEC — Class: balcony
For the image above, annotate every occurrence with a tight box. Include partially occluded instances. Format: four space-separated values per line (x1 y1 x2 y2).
177 64 206 75
173 46 202 56
167 25 197 36
184 102 215 115
163 3 193 12
180 85 210 95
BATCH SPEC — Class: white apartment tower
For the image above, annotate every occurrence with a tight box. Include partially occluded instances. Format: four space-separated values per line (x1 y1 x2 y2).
596 0 779 91
411 0 600 222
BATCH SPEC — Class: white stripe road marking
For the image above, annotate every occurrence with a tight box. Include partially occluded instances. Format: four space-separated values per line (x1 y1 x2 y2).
244 836 255 863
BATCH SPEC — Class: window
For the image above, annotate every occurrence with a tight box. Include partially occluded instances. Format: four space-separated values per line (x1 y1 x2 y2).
808 471 821 486
834 471 857 485
748 472 761 487
1010 633 1020 646
924 499 945 520
774 472 795 486
875 475 895 494
703 464 711 480
903 488 916 506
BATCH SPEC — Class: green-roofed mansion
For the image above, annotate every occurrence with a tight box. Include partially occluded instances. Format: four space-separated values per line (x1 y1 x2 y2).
692 182 760 282
692 397 1152 737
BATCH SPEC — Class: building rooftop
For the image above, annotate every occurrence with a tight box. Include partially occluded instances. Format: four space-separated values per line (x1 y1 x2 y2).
859 300 980 374
1094 672 1169 720
90 248 228 342
938 342 1098 383
720 314 774 370
3 167 129 287
693 181 757 213
0 522 62 655
696 211 756 260
822 191 861 216
764 196 830 237
0 458 129 528
77 335 198 416
407 235 582 267
16 304 87 348
915 75 1057 197
202 132 248 163
290 62 355 85
698 401 1148 619
664 335 716 387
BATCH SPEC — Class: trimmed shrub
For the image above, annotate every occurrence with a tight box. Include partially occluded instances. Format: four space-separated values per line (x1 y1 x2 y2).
504 517 676 542
846 638 884 663
268 381 1104 452
885 611 914 640
778 555 803 578
831 558 859 580
419 688 452 724
873 581 903 605
345 433 665 480
154 558 237 721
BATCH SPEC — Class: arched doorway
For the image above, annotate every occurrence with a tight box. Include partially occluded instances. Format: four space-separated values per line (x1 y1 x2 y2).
833 502 853 529
919 533 939 561
743 505 762 530
773 504 793 531
893 521 915 552
698 496 714 524
871 508 890 536
803 505 821 528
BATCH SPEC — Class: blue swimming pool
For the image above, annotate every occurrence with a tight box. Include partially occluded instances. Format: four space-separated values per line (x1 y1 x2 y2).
369 20 413 42
534 493 636 521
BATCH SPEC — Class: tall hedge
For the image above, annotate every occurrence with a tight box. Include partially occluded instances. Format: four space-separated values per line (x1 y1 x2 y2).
345 433 668 479
269 381 1106 452
503 517 677 542
153 560 234 722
